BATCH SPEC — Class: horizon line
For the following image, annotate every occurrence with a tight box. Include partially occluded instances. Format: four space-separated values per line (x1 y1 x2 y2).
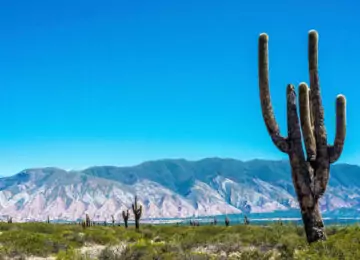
3 156 357 177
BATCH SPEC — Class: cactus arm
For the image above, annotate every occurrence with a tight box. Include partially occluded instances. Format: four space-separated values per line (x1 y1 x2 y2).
286 84 305 158
299 83 316 161
138 205 142 218
132 196 138 213
308 30 328 155
328 94 346 163
286 84 315 200
288 84 315 201
308 30 331 198
258 33 289 153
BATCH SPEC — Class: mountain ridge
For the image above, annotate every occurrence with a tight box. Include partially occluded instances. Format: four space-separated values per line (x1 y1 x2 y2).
0 158 359 222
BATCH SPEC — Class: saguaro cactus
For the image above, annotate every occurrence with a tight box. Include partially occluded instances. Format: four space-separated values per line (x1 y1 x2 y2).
244 215 250 225
132 196 142 229
258 30 346 243
225 217 230 227
122 209 129 228
85 214 91 227
111 215 115 226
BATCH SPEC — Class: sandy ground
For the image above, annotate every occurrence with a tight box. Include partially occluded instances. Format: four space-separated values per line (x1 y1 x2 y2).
12 242 127 260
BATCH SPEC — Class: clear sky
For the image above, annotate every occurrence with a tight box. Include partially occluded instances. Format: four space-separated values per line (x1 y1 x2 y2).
0 0 358 175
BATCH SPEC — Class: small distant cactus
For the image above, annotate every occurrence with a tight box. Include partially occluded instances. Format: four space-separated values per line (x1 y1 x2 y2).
132 196 142 230
85 214 91 227
122 209 129 228
80 214 92 228
111 215 115 226
225 217 230 227
244 216 250 225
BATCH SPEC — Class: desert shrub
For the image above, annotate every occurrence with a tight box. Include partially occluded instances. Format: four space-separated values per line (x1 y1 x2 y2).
83 227 118 245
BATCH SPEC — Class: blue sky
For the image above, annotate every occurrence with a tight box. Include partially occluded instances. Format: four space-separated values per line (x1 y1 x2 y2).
0 0 358 175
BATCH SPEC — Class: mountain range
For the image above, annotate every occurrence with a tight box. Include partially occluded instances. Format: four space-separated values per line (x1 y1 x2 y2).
0 158 359 222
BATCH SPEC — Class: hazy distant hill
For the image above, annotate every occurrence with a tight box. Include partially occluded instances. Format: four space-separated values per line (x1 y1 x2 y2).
0 158 359 221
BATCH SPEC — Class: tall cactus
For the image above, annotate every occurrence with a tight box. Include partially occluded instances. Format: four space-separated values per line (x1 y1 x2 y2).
258 30 346 243
132 196 142 229
122 209 129 228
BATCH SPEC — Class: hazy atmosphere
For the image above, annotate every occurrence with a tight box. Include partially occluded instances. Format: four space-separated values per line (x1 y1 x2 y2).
0 0 358 176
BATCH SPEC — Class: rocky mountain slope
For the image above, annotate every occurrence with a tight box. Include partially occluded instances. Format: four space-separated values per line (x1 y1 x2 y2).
0 158 359 221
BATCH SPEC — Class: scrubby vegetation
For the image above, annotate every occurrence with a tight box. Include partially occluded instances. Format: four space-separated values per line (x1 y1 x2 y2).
0 222 358 259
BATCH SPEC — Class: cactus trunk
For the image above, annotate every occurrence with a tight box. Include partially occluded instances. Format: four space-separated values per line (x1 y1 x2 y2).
258 30 346 244
300 199 325 242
